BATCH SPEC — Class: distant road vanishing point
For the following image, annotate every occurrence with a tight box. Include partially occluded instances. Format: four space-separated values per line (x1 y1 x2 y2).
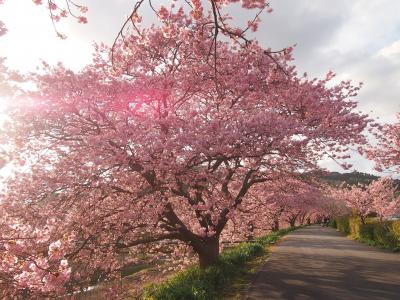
245 225 400 300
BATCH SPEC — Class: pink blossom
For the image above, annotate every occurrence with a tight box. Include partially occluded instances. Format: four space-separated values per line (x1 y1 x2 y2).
48 2 57 10
78 16 87 24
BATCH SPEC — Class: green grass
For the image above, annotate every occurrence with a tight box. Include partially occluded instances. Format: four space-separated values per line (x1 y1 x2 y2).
335 216 400 252
142 228 296 300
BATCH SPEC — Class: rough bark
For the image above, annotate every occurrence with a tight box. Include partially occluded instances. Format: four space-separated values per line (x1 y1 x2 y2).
197 237 220 269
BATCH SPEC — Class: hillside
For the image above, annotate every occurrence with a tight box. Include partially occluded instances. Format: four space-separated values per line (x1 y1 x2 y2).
319 171 400 189
322 171 379 186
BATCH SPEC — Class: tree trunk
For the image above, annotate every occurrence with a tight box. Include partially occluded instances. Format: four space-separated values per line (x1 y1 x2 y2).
246 222 255 241
288 213 299 227
197 237 220 269
300 214 306 225
307 217 311 225
272 219 280 231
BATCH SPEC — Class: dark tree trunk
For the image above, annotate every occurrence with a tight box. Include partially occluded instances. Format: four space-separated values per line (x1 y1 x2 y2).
272 219 280 231
300 214 306 225
289 215 297 227
360 215 366 225
307 217 311 225
197 237 220 269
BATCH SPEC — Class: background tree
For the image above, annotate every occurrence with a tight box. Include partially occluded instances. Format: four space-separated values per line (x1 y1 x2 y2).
332 178 399 223
369 178 400 221
338 184 374 224
367 114 400 173
320 186 350 219
221 176 322 240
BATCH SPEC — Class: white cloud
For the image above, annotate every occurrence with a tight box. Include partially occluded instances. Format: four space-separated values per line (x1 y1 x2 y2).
377 40 400 64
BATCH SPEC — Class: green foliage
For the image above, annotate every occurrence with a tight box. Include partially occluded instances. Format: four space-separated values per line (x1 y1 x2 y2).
142 228 294 300
335 216 400 251
372 223 392 247
336 216 350 234
390 220 400 242
329 219 337 228
358 223 375 240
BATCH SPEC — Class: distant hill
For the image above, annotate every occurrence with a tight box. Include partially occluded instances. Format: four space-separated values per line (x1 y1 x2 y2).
319 171 400 188
321 171 379 186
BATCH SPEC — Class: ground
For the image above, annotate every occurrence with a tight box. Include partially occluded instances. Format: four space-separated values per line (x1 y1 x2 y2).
245 225 400 299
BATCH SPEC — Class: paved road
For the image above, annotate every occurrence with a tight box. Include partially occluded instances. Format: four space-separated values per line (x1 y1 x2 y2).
245 225 400 300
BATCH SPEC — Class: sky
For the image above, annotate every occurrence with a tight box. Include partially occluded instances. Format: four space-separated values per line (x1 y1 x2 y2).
0 0 399 176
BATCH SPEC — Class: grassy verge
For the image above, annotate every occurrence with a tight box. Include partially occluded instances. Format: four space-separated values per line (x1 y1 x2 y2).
142 227 296 300
219 247 271 300
333 216 400 252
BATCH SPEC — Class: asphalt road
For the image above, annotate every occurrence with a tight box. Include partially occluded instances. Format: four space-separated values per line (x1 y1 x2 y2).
245 225 400 300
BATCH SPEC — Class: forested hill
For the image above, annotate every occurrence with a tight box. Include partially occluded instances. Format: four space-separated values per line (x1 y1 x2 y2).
321 171 400 187
321 171 379 186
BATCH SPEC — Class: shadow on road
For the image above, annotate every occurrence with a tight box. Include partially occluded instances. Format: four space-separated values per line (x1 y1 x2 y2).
245 225 400 300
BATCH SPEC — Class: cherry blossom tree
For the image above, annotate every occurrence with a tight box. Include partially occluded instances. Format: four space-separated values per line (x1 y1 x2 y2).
332 178 399 223
369 177 400 221
265 201 285 231
320 186 350 219
0 0 372 297
337 183 374 224
367 114 400 173
221 176 323 240
263 177 322 227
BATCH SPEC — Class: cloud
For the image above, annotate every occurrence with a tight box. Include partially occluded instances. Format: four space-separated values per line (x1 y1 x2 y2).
258 1 400 120
376 40 400 64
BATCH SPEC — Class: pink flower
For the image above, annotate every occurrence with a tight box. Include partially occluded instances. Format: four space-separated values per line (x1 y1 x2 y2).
60 10 68 18
48 2 57 10
158 6 169 20
0 21 7 37
78 16 87 24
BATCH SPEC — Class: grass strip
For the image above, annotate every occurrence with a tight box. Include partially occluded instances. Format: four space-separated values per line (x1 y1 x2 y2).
142 227 296 300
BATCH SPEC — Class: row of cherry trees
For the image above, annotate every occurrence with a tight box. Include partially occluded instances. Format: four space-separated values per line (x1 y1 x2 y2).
0 0 399 297
326 178 400 224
